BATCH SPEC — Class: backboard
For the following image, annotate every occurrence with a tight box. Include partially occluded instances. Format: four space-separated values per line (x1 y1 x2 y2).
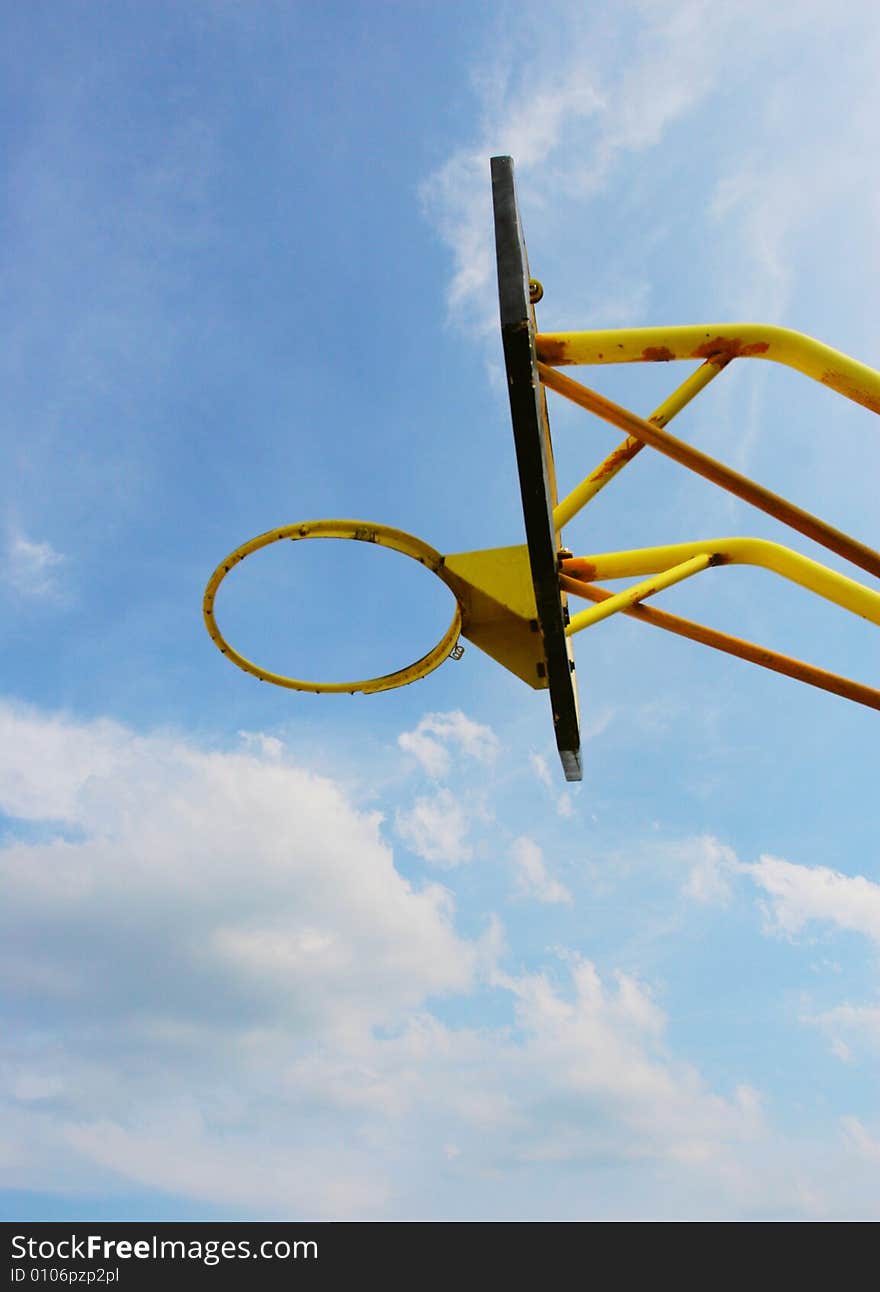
490 155 582 781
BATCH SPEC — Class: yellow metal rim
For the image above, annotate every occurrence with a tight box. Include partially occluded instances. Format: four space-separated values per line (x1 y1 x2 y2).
203 520 463 694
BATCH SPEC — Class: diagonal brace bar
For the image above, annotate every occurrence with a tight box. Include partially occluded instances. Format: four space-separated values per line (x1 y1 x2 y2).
552 360 722 529
566 554 712 636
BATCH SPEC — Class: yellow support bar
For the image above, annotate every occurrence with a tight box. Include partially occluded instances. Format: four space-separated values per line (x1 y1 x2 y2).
566 554 712 636
564 537 880 626
552 360 722 530
535 323 880 415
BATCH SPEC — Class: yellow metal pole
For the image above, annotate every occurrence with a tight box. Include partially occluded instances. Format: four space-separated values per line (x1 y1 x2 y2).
552 360 722 530
538 362 880 581
535 323 880 416
566 553 712 636
563 537 880 626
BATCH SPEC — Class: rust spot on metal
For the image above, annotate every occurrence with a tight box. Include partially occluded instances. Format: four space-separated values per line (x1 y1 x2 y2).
591 437 642 482
534 336 570 364
821 371 880 415
560 557 597 582
690 336 770 366
641 346 676 363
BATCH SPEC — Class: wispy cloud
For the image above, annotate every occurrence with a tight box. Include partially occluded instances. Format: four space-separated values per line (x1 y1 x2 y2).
675 837 880 944
808 1004 880 1063
493 952 762 1169
745 856 880 944
529 751 578 819
841 1117 880 1163
510 835 571 904
398 710 499 779
4 533 67 600
420 0 737 333
681 835 736 906
395 786 473 866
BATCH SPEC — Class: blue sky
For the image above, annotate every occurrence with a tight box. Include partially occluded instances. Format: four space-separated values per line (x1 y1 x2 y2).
2 0 879 1220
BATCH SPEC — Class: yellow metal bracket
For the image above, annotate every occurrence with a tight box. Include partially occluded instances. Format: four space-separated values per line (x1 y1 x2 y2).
441 544 547 689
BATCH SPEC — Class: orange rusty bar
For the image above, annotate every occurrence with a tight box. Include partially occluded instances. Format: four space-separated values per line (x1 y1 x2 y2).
538 362 880 581
560 574 880 712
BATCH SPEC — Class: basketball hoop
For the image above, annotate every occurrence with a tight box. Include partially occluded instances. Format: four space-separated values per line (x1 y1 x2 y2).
203 520 463 695
203 156 880 782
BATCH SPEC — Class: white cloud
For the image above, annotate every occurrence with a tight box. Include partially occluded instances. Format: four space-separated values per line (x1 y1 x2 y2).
708 164 795 322
395 787 472 866
665 839 880 942
583 708 615 741
4 533 67 600
678 842 880 945
746 856 880 944
556 793 574 819
62 1111 384 1218
809 1005 880 1061
841 1117 880 1164
398 727 451 779
510 836 571 905
0 705 131 823
529 752 553 789
237 730 284 760
493 954 762 1168
420 0 742 331
0 699 782 1218
0 701 492 1215
0 700 478 1035
422 77 603 323
681 835 736 905
398 710 499 779
529 753 576 818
